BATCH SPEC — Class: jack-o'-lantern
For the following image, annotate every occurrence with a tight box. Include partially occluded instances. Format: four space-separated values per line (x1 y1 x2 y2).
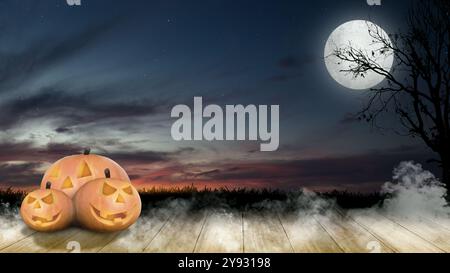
41 149 130 198
74 169 141 232
20 183 74 232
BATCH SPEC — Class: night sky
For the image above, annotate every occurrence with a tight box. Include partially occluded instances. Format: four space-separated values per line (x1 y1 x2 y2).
0 0 437 191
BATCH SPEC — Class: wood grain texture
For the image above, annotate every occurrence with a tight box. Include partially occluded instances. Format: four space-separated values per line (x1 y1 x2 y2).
47 228 121 253
348 210 444 253
144 211 207 253
0 225 35 251
425 216 450 232
278 213 343 253
194 210 243 253
2 228 78 253
382 213 450 252
99 208 174 253
243 212 294 253
1 210 449 253
314 211 394 253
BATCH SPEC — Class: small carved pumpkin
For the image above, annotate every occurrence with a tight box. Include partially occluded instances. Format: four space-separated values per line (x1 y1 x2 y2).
41 149 130 198
20 183 74 232
74 169 141 232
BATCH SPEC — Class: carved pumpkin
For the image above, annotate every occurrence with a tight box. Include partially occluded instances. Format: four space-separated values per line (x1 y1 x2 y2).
40 149 130 198
20 183 74 232
74 169 141 232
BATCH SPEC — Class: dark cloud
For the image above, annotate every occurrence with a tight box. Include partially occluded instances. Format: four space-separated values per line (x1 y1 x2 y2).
105 151 170 165
0 162 43 187
0 88 165 129
191 169 221 178
278 55 317 69
0 0 432 193
136 146 438 191
0 18 120 93
0 140 193 187
42 142 87 158
0 141 84 163
0 16 154 132
54 127 73 134
128 174 142 180
0 15 162 132
0 138 438 191
279 56 299 68
99 147 196 166
267 72 304 82
339 113 360 125
268 55 318 82
0 140 196 165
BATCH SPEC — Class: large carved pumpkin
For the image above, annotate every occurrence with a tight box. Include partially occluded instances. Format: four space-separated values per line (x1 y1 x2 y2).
21 183 74 232
74 169 141 232
40 149 130 198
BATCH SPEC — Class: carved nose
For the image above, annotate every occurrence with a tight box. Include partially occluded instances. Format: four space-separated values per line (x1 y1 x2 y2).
34 202 41 209
116 194 125 203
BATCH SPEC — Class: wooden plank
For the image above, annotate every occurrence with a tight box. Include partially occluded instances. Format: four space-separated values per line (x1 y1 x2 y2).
314 211 394 253
243 212 293 253
144 211 207 253
425 216 450 232
382 213 450 252
194 210 243 253
2 210 449 253
0 231 36 251
46 228 120 253
1 228 79 253
97 208 173 253
278 212 343 253
0 218 36 251
348 209 444 253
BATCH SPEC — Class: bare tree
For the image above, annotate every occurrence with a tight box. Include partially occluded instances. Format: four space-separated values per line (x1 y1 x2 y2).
332 0 450 189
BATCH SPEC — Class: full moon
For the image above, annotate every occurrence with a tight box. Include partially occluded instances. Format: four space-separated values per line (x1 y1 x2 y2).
324 20 394 90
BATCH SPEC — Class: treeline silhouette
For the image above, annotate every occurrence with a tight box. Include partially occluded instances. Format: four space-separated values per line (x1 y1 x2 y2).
0 186 385 212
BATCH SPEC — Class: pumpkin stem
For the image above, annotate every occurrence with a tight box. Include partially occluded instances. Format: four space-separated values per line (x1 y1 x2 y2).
105 168 111 178
46 182 52 189
83 148 91 155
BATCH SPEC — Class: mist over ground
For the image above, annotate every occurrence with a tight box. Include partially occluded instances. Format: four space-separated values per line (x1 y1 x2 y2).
0 161 448 250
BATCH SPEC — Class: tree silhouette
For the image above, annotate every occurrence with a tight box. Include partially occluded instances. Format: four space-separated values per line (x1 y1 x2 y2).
331 0 450 190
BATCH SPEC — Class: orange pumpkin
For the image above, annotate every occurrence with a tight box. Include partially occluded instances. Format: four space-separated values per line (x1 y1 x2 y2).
74 169 141 232
40 149 130 198
21 183 74 232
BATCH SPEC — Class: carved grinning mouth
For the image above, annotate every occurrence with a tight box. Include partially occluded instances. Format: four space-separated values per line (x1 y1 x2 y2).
31 212 61 225
90 204 133 225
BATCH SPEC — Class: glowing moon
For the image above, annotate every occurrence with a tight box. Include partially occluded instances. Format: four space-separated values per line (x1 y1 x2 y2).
324 20 394 90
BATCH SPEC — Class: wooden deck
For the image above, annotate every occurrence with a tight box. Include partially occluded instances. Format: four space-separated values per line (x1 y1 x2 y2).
1 209 450 253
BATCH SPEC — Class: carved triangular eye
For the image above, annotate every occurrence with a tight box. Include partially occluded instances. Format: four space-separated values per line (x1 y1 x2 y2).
27 196 36 204
42 194 54 204
48 166 60 178
62 177 74 189
77 161 92 178
102 183 117 196
122 186 133 195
